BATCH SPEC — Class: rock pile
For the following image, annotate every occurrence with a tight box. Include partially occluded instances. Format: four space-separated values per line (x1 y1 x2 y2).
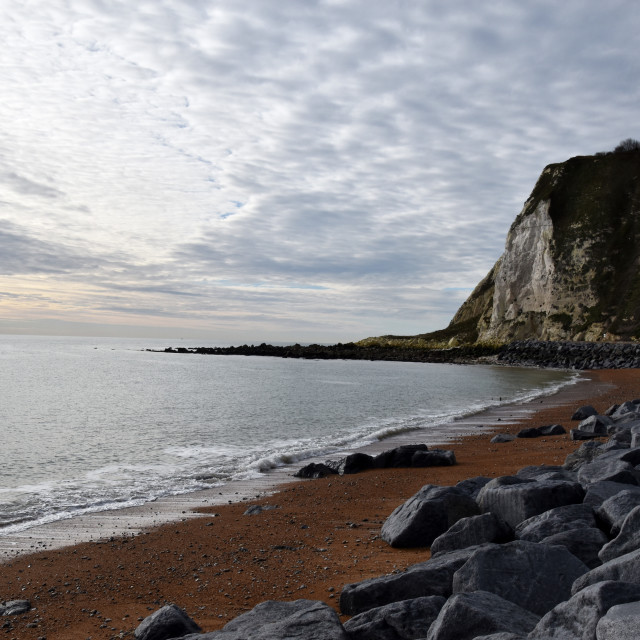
136 401 640 639
499 340 640 369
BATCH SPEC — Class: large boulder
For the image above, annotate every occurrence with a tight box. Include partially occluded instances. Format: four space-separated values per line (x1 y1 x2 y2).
476 476 585 528
577 414 613 435
540 527 609 569
452 540 589 616
342 596 446 640
134 604 202 640
373 445 430 468
515 465 576 482
599 506 640 563
529 580 640 640
197 600 348 640
430 512 513 556
339 546 483 615
564 441 607 472
514 503 597 542
572 548 640 595
294 463 338 479
411 449 456 467
572 405 599 420
381 485 480 548
596 600 640 640
596 489 640 534
577 450 640 487
455 476 491 499
583 481 640 507
425 590 539 640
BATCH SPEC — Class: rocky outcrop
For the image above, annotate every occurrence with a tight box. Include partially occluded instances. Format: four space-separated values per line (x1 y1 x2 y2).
447 150 640 343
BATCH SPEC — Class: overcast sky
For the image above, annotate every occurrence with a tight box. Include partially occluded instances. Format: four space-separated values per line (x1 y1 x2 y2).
1 0 638 343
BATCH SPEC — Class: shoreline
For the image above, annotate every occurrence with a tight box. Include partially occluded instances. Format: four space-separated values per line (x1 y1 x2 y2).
0 365 579 560
0 368 637 639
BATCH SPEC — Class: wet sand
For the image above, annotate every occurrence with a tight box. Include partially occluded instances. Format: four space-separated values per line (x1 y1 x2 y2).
0 368 638 640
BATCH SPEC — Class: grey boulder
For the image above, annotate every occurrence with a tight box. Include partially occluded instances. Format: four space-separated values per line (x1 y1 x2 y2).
381 485 480 548
196 600 348 640
430 512 512 556
491 434 516 443
529 580 640 640
514 503 597 542
564 441 607 472
0 600 31 616
455 476 491 499
452 540 589 616
339 546 482 615
425 590 539 640
572 405 599 420
540 527 609 569
583 481 640 507
596 489 640 534
476 476 584 528
599 506 640 563
135 604 201 640
410 449 456 467
572 548 640 595
342 596 445 640
577 454 640 487
595 600 640 640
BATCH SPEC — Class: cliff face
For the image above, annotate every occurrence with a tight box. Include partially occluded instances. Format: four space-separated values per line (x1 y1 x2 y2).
450 150 640 343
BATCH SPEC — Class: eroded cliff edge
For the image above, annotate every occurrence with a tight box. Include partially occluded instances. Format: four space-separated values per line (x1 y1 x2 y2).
446 150 640 343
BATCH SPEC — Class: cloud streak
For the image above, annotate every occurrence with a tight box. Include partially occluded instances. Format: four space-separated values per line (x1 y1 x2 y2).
1 0 639 341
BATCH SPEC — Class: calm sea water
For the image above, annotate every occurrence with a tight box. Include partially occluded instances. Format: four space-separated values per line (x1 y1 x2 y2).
0 335 575 534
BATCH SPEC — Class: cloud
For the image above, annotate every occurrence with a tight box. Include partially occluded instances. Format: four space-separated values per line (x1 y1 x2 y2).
1 0 640 340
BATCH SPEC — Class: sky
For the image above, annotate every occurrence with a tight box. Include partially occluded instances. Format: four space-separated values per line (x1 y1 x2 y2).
1 0 639 344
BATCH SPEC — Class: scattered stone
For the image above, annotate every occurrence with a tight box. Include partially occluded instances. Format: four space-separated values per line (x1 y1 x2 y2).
538 424 566 436
343 595 446 640
425 590 539 640
0 601 31 616
294 463 338 479
452 540 588 616
490 434 516 443
373 445 430 468
516 427 542 438
243 504 279 515
381 485 480 548
411 449 456 467
529 580 640 640
430 512 513 556
134 603 201 640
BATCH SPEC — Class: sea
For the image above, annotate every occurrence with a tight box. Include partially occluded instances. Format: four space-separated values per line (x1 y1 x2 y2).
0 334 577 538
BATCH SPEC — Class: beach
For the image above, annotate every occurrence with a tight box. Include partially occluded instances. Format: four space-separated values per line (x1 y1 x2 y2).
1 367 639 640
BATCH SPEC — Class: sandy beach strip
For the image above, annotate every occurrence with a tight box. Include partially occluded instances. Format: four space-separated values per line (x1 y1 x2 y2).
0 367 638 640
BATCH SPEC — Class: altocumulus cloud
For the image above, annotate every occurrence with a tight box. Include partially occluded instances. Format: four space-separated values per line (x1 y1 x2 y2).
1 0 639 341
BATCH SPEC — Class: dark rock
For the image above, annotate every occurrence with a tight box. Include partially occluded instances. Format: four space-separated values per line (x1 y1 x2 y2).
490 434 516 443
381 485 480 548
605 404 620 417
342 596 445 640
452 540 589 616
197 599 348 640
430 512 513 556
340 453 376 474
472 635 525 640
578 414 613 434
596 489 640 534
425 590 539 640
0 600 31 616
339 546 483 615
515 464 576 482
577 455 640 487
611 402 640 421
134 604 201 640
571 428 606 441
410 449 456 467
243 504 279 515
583 481 640 507
514 503 597 542
596 600 640 640
599 505 640 562
529 580 640 640
455 476 491 499
516 427 542 438
572 405 599 420
294 463 338 479
564 441 607 471
373 445 430 468
571 548 640 595
476 476 585 528
538 424 566 436
540 527 609 569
